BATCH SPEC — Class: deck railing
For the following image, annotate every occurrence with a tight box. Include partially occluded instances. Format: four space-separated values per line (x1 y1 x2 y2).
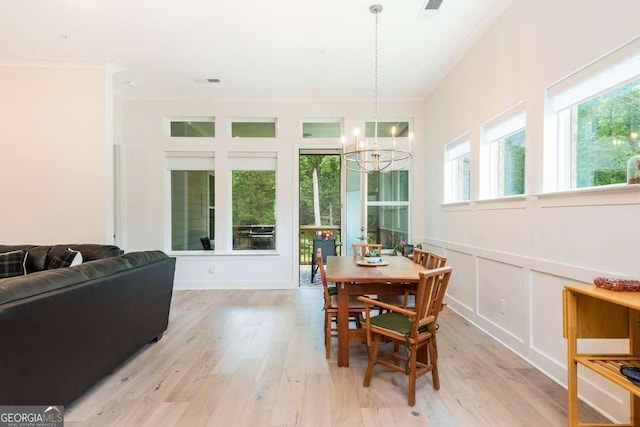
299 225 341 265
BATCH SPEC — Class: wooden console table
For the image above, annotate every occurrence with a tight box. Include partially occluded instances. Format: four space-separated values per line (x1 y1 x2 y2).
563 283 640 426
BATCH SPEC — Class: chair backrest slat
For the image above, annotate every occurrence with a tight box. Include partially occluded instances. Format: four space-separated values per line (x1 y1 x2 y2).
425 251 447 270
411 248 429 266
316 248 331 309
352 243 383 258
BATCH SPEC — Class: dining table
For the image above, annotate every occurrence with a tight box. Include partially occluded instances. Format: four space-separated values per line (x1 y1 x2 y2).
325 254 427 367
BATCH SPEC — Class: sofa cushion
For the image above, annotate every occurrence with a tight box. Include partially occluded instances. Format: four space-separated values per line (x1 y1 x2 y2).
0 267 89 305
0 250 27 279
53 245 123 262
0 245 51 273
48 250 78 270
121 250 169 267
71 257 132 280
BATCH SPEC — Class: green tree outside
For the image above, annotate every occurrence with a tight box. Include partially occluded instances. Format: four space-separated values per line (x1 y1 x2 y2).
575 78 640 187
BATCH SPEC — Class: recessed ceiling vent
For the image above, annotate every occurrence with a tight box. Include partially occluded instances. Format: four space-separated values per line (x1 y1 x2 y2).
194 78 221 84
425 0 443 10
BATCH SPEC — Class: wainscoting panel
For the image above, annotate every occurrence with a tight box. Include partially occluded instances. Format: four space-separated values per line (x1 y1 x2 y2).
477 257 525 341
427 237 630 423
530 270 575 367
443 249 476 313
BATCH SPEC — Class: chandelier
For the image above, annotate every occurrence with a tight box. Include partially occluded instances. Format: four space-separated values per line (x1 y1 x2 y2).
342 4 412 174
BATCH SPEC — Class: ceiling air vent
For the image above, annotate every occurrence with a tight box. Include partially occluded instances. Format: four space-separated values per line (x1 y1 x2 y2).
194 78 221 84
425 0 443 10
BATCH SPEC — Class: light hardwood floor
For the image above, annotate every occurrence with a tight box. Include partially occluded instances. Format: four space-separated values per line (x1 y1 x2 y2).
65 289 607 426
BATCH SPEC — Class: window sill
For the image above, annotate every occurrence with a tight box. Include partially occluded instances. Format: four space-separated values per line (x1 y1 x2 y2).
535 183 640 198
534 184 640 207
168 251 280 257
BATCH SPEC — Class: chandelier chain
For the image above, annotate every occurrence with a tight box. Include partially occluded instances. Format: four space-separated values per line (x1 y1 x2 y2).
374 7 379 126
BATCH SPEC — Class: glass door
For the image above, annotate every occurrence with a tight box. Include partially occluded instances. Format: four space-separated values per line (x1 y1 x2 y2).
298 150 342 285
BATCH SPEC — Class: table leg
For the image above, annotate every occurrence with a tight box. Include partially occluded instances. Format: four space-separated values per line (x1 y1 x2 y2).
337 281 349 367
566 290 578 427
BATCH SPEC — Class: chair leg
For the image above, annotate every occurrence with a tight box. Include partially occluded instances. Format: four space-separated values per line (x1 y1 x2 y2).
363 334 381 387
429 339 440 390
408 343 418 407
354 312 363 328
325 312 331 359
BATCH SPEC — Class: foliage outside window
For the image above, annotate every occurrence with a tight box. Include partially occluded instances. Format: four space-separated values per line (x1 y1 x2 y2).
560 78 640 188
367 171 409 249
444 138 471 203
299 154 341 226
169 119 215 137
170 171 214 250
232 170 276 250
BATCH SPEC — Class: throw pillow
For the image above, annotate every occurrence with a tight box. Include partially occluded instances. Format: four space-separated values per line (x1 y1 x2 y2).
48 249 78 270
0 250 28 278
68 248 83 267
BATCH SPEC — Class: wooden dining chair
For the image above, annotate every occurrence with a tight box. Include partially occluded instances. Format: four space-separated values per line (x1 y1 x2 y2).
352 243 383 258
358 266 452 406
381 250 448 309
425 251 447 270
316 248 366 359
411 247 429 266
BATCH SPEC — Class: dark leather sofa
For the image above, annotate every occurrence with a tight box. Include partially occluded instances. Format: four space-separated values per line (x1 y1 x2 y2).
0 244 176 406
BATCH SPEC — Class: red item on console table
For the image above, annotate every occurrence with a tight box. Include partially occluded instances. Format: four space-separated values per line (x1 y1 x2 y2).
594 277 640 291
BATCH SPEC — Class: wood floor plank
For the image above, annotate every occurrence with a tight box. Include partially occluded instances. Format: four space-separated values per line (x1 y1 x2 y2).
63 288 609 426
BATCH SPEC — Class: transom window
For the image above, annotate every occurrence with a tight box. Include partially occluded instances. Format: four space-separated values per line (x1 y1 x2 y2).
167 117 215 138
302 120 342 138
365 121 410 137
231 119 276 138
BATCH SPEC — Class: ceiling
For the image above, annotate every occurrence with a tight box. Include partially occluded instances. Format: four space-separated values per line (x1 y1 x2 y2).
0 0 511 101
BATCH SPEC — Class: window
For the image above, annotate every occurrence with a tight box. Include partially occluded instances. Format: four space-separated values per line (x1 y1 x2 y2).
167 153 215 251
365 121 410 137
302 120 342 138
480 107 526 199
444 137 471 203
230 153 277 251
231 119 276 138
168 117 215 137
546 38 640 191
367 171 409 249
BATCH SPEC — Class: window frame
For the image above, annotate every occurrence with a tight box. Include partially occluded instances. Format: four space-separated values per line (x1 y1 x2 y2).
479 105 526 200
301 118 343 138
165 117 215 138
230 117 277 138
366 170 410 249
544 37 640 193
228 152 278 253
165 152 216 252
444 136 471 204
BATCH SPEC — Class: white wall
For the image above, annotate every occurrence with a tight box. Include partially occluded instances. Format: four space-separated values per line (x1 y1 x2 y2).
0 64 115 244
120 100 424 289
421 0 640 422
